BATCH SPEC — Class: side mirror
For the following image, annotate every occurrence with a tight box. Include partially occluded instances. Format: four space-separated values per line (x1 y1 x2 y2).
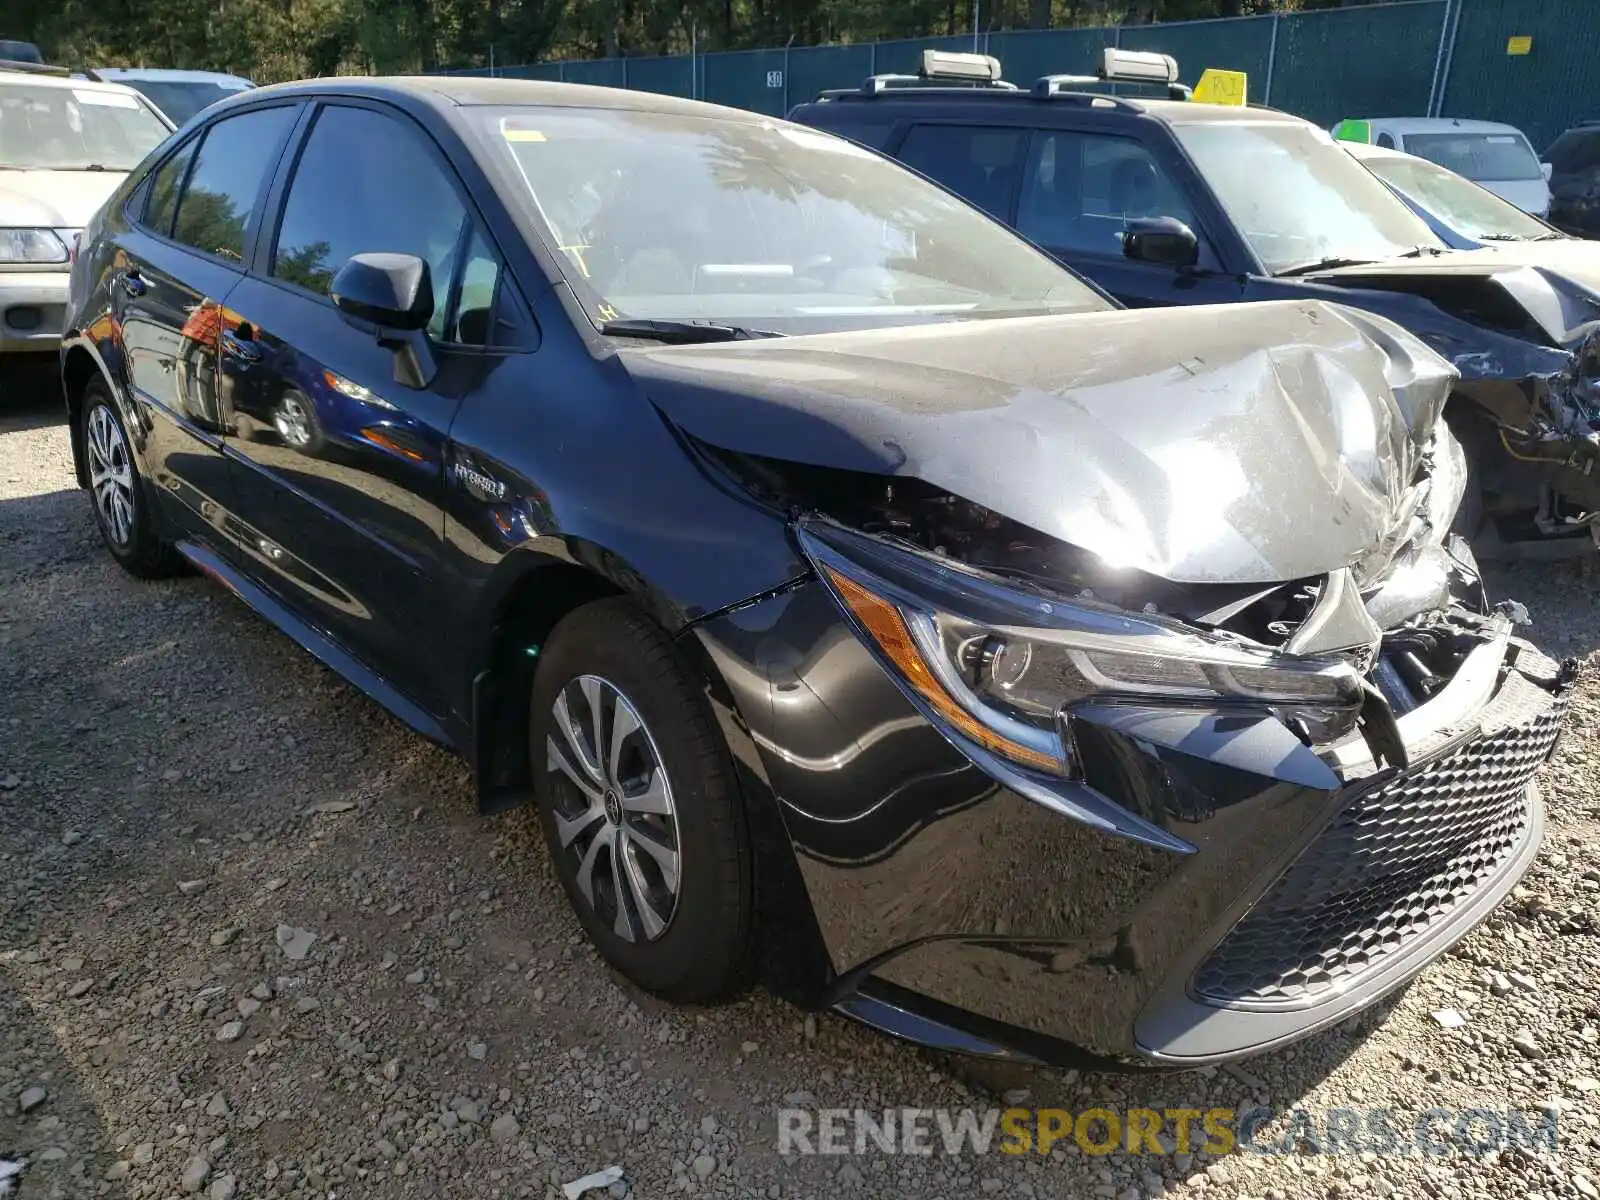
1542 161 1554 182
330 252 436 388
331 252 433 330
1122 216 1200 269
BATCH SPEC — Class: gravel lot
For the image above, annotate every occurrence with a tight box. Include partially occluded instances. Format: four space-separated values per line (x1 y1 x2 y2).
3 381 1600 1200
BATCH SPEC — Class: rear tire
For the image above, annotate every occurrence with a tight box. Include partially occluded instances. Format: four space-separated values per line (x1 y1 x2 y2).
529 597 752 1002
80 379 183 579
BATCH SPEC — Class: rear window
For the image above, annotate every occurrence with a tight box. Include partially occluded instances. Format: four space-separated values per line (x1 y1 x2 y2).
1402 131 1543 182
124 79 251 126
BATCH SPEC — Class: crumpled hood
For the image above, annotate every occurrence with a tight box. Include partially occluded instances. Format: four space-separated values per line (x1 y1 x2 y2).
0 168 126 227
1307 250 1600 349
624 300 1458 585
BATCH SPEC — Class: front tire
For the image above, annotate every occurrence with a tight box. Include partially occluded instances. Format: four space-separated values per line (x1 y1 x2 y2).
80 380 182 579
529 598 752 1002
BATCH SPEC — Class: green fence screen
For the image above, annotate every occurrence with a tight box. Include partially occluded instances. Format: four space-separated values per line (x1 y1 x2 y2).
456 0 1597 159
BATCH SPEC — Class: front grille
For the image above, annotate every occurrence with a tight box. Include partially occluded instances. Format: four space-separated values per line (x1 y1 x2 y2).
1194 679 1565 1009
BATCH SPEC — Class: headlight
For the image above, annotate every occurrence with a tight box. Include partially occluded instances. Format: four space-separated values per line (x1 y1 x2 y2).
798 517 1364 778
0 229 69 265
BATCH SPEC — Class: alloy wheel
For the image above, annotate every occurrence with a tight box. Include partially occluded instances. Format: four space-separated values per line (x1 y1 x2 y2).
545 674 681 942
275 393 315 448
86 404 135 548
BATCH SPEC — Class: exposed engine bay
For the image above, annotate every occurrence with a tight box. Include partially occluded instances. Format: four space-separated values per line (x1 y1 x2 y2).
1307 261 1600 554
703 438 1517 776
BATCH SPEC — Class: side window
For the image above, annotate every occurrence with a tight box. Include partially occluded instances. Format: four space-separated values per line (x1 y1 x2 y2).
1376 132 1396 149
170 106 297 263
143 140 196 236
816 120 896 151
1016 130 1201 260
449 228 502 346
896 125 1025 220
272 104 472 343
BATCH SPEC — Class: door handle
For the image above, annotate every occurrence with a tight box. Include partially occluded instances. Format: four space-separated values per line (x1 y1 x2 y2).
120 269 147 298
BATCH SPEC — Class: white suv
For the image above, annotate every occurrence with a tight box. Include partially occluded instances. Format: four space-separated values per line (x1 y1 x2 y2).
0 68 170 365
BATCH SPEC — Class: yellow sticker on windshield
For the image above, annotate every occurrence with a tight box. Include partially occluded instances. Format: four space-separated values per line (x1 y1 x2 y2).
504 128 546 142
1192 68 1247 107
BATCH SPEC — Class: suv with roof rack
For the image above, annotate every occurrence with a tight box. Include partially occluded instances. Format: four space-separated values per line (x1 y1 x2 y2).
789 49 1600 561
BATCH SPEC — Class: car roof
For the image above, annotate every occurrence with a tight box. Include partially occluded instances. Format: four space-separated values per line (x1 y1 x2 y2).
241 74 775 124
93 67 254 87
1356 117 1529 136
0 69 146 98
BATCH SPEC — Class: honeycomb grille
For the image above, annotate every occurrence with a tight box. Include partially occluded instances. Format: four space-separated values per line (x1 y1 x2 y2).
1194 688 1565 1009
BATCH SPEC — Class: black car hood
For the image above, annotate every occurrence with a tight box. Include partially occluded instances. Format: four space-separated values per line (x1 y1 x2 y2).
1305 250 1600 351
622 300 1458 585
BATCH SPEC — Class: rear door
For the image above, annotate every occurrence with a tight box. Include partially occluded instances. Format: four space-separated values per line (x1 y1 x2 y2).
113 102 300 536
218 99 519 713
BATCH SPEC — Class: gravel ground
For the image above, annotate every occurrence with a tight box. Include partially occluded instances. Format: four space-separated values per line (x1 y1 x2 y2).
3 382 1600 1200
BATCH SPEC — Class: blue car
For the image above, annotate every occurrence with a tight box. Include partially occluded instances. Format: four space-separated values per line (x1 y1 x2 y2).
87 67 254 126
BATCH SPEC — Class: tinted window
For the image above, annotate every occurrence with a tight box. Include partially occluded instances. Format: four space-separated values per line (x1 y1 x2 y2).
816 119 896 151
1376 132 1396 149
897 125 1025 219
171 106 296 262
1545 129 1600 175
126 79 250 126
1017 131 1200 259
448 228 502 346
274 105 467 337
144 140 195 236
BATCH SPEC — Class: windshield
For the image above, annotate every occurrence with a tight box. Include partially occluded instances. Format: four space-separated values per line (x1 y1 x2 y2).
1172 120 1443 274
1403 131 1543 182
0 83 169 170
1363 153 1554 242
466 106 1107 333
124 79 250 126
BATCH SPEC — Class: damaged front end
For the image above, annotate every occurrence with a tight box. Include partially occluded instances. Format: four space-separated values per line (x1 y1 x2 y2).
638 299 1573 1061
1309 261 1600 554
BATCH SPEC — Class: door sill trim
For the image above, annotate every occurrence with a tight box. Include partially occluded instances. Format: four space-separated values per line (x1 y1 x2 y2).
175 538 453 748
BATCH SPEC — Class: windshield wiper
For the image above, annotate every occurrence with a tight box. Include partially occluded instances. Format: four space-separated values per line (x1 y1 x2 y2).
600 318 784 344
1276 256 1376 277
1397 244 1447 257
1479 233 1527 241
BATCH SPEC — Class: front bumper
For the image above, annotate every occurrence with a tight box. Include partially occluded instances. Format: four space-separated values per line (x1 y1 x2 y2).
693 581 1570 1067
0 270 69 354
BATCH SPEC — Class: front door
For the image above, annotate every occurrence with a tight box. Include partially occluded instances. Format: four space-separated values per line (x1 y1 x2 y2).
220 100 506 713
113 104 299 534
1012 129 1244 308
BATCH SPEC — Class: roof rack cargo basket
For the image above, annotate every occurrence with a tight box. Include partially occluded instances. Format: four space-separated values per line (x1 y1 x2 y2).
1034 48 1190 102
856 48 1018 95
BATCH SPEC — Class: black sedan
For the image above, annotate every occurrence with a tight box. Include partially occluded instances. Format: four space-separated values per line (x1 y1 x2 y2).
61 76 1569 1067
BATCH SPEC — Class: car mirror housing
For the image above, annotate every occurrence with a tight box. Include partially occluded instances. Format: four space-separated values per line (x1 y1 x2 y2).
330 252 437 388
1122 216 1200 269
330 252 433 332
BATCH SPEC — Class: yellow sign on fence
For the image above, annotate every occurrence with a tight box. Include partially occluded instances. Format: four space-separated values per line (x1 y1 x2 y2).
1192 68 1247 107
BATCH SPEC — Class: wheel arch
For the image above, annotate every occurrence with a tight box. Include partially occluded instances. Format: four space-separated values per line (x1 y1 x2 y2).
60 342 102 488
468 550 631 814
